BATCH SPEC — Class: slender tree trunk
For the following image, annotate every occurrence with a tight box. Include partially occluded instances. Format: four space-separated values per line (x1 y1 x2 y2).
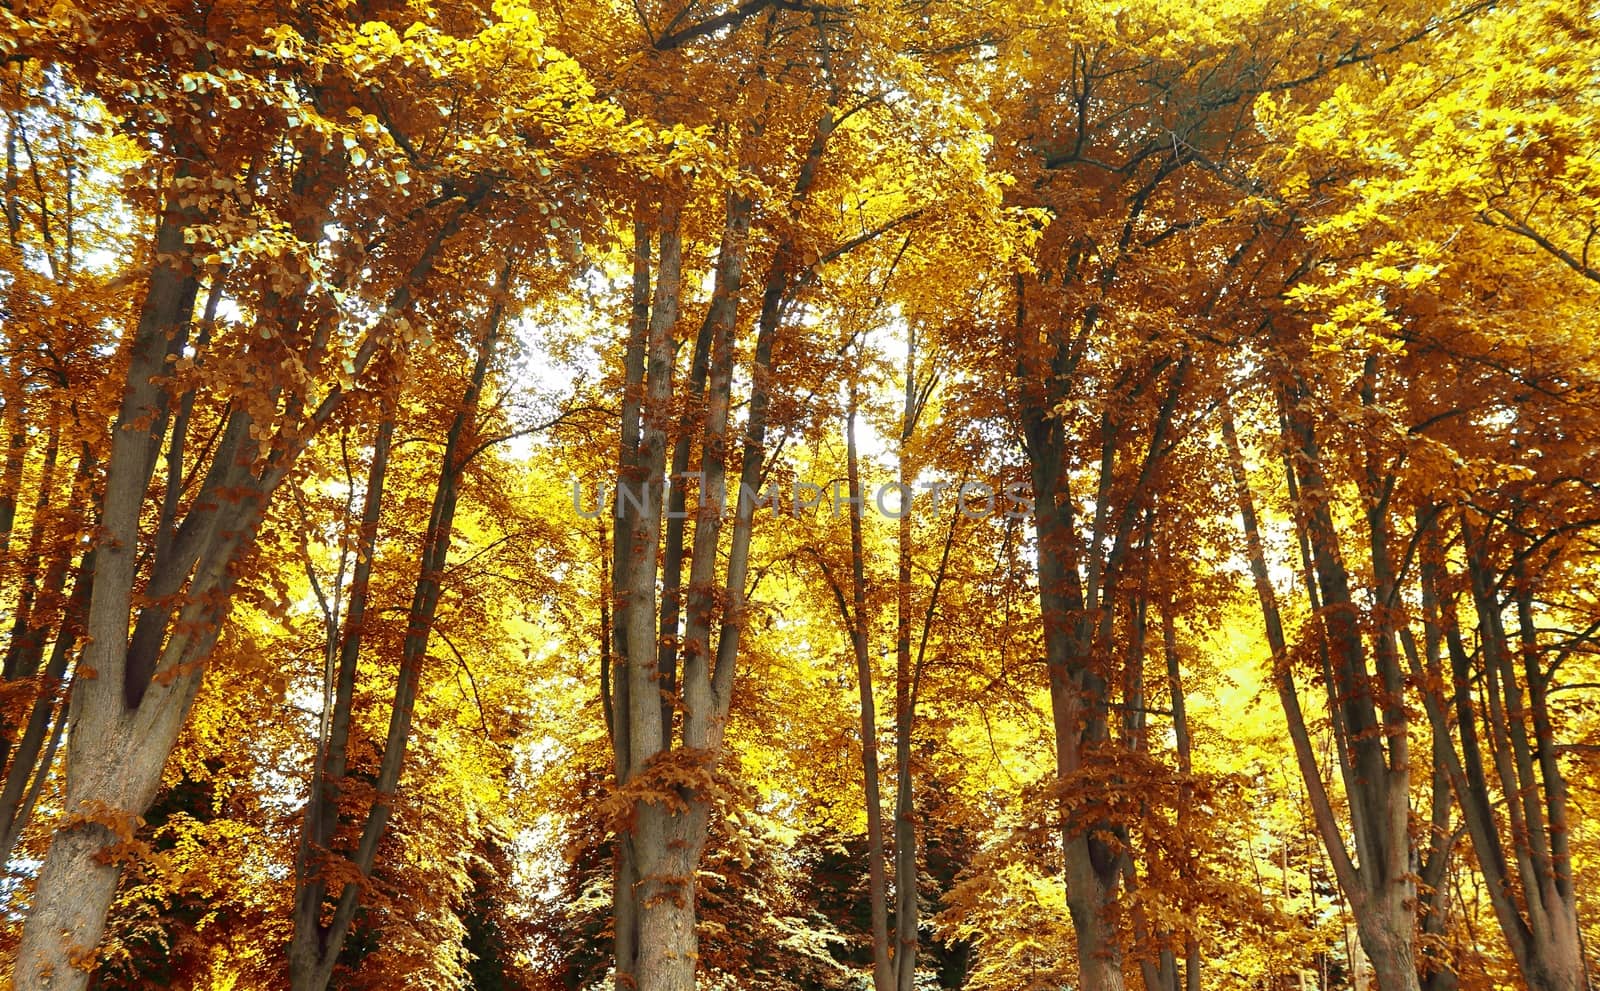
287 410 395 991
1408 510 1587 991
289 263 512 991
893 325 921 991
1025 406 1127 991
1224 392 1420 991
843 395 894 991
0 374 25 557
609 207 651 991
658 191 754 740
1400 513 1459 991
1121 590 1169 991
2 416 59 683
1162 602 1201 991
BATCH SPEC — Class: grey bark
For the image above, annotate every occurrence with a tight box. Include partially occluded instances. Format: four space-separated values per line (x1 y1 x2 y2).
288 261 512 991
1223 392 1419 991
844 395 894 991
10 183 478 991
607 89 842 990
1405 513 1586 991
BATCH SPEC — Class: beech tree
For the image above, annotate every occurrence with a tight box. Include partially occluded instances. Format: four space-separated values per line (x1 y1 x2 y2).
1 1 1596 990
2 3 616 987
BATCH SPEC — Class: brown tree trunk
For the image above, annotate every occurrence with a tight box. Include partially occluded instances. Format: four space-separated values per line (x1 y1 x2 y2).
1223 392 1419 991
1 416 59 684
0 372 25 558
288 261 511 991
12 183 474 991
1015 267 1191 991
844 395 895 991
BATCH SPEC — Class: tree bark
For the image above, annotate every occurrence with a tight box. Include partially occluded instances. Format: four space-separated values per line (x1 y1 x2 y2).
11 188 201 991
1407 511 1586 991
843 394 894 991
289 261 512 991
892 321 924 991
1224 390 1420 991
614 200 690 991
11 180 476 991
0 371 26 558
610 206 652 991
287 409 395 991
1018 330 1127 991
606 79 844 986
1162 602 1201 991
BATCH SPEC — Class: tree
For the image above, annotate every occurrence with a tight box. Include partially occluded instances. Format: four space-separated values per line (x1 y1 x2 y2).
1 2 1597 989
4 4 615 986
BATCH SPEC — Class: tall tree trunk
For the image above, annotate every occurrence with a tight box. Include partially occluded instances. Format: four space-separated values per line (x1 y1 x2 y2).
288 261 512 991
11 184 473 991
1015 269 1190 991
1023 376 1127 991
607 82 844 987
1407 510 1586 991
11 192 201 991
287 409 396 991
658 191 754 741
609 206 652 991
1162 602 1201 991
1122 589 1169 991
844 395 895 991
892 321 924 991
1223 392 1420 991
1397 515 1460 991
615 199 690 991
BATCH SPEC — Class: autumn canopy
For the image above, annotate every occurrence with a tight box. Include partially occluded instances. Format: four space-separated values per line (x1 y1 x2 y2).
0 0 1597 990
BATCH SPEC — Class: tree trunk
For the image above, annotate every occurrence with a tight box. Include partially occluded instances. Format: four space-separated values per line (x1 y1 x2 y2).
289 261 511 991
1162 602 1201 991
612 200 687 991
609 206 652 991
1408 510 1587 991
841 395 895 991
893 322 923 991
1223 394 1420 991
12 189 200 991
287 410 395 991
1030 424 1128 991
1014 279 1189 991
605 85 845 987
12 178 475 991
0 372 26 557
